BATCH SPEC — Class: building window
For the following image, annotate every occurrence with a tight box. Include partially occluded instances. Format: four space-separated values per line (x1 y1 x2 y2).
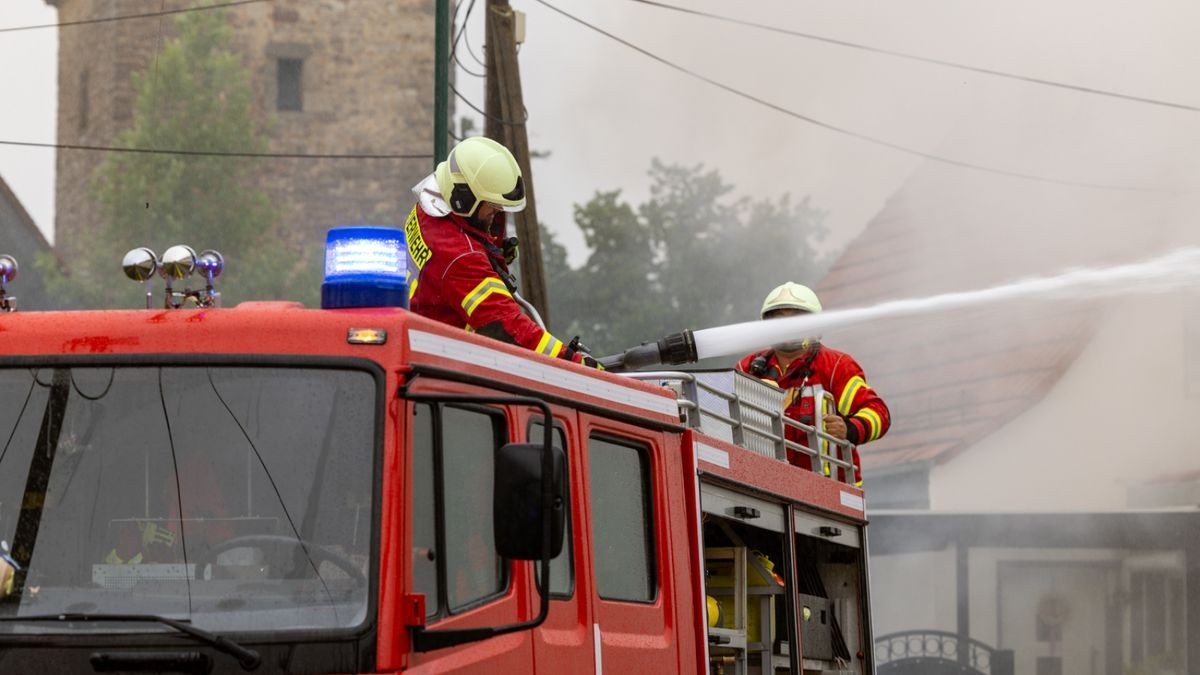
276 58 303 111
1130 571 1185 669
411 403 508 618
588 435 655 602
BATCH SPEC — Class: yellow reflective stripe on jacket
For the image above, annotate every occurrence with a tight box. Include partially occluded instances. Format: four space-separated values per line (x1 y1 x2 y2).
837 376 867 415
408 277 419 300
856 408 883 442
461 277 511 317
535 332 565 357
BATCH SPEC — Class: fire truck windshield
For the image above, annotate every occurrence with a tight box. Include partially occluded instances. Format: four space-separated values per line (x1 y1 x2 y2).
0 364 378 637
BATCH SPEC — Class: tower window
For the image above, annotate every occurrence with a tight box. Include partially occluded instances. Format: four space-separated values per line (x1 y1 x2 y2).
276 58 303 111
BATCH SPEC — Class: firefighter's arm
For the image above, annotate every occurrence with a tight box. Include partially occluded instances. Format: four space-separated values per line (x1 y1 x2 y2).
444 253 597 366
833 357 891 445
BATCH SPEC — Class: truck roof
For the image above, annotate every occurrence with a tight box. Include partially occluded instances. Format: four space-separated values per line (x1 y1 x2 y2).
0 303 682 427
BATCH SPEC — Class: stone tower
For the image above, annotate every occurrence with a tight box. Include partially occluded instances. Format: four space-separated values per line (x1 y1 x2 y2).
47 0 436 261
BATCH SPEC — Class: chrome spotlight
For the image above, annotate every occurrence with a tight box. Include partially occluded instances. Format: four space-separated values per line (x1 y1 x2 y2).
121 247 158 282
0 255 16 312
160 245 197 280
195 249 224 281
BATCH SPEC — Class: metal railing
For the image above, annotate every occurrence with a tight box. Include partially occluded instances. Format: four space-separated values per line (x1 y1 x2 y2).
623 370 858 486
874 630 1014 675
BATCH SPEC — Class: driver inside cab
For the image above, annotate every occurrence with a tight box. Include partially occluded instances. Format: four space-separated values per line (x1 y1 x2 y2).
105 452 234 565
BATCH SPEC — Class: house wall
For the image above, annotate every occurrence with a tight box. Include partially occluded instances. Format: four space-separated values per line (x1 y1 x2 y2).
868 547 956 638
929 294 1200 511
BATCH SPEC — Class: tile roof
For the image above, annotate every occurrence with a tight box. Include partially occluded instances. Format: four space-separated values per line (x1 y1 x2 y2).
815 164 1176 470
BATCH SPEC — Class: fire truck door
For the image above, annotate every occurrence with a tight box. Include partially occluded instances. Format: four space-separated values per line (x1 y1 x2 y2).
579 416 682 675
524 407 596 674
404 396 534 673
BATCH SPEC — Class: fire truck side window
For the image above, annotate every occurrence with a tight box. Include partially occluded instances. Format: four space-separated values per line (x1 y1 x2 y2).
528 420 573 598
411 403 509 618
588 435 655 602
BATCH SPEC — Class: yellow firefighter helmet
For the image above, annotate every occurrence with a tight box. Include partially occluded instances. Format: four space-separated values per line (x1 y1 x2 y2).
434 136 526 217
760 282 822 318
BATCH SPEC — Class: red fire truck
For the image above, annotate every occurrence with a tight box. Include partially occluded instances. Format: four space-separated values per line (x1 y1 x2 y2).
0 236 872 674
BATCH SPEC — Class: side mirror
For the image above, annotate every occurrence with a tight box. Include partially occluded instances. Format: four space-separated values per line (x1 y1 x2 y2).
494 442 565 561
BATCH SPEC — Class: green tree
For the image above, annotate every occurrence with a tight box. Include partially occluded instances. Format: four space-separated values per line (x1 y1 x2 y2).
37 4 320 308
545 160 828 358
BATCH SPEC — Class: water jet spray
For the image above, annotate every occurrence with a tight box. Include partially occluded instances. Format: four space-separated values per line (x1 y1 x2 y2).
599 247 1200 371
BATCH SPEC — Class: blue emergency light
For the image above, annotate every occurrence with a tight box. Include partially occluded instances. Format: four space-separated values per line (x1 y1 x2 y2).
321 226 409 310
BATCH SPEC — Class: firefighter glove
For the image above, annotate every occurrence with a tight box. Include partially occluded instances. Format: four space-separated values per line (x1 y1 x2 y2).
502 237 519 266
566 336 604 370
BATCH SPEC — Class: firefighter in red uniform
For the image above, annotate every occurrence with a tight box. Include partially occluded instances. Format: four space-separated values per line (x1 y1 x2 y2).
406 136 599 366
735 283 890 486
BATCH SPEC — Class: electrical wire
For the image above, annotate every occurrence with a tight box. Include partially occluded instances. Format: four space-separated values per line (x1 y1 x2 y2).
532 0 1176 193
461 11 489 69
451 0 486 77
454 50 485 78
451 0 485 77
448 81 528 127
0 0 269 34
450 0 473 54
625 0 1200 114
0 140 432 160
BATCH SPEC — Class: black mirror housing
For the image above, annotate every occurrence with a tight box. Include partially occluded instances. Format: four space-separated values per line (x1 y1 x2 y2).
494 442 565 561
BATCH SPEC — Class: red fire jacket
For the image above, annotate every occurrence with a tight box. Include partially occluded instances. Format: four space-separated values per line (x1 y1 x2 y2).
405 205 584 362
735 345 890 485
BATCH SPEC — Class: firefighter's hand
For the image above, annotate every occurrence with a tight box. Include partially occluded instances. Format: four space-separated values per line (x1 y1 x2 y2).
567 349 605 370
576 353 605 370
823 415 848 440
502 237 519 266
566 336 604 370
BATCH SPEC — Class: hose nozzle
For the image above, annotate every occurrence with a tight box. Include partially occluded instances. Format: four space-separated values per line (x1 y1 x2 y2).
598 330 698 372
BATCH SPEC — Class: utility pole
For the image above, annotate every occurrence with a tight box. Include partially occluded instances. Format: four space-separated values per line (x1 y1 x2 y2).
484 0 550 324
433 0 451 166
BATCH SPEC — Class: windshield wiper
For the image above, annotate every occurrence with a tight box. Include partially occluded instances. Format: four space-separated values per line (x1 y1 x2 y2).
0 613 260 670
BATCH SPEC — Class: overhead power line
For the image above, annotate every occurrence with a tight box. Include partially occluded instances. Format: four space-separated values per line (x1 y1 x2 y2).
626 0 1200 114
0 140 430 160
0 0 268 34
448 81 528 127
532 0 1174 193
451 0 485 77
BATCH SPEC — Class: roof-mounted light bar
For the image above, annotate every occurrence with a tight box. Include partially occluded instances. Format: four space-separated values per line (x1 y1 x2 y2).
122 245 224 309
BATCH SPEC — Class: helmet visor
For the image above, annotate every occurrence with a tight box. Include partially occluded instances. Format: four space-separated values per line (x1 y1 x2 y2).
496 175 526 212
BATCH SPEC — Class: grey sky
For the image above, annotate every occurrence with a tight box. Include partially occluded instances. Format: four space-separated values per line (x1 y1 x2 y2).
0 1 56 241
3 0 1200 262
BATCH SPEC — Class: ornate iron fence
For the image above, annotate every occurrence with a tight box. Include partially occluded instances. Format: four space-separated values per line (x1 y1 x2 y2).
875 630 1014 675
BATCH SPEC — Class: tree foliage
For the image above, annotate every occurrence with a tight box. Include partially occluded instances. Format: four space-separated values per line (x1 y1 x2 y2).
545 160 829 358
37 5 320 308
